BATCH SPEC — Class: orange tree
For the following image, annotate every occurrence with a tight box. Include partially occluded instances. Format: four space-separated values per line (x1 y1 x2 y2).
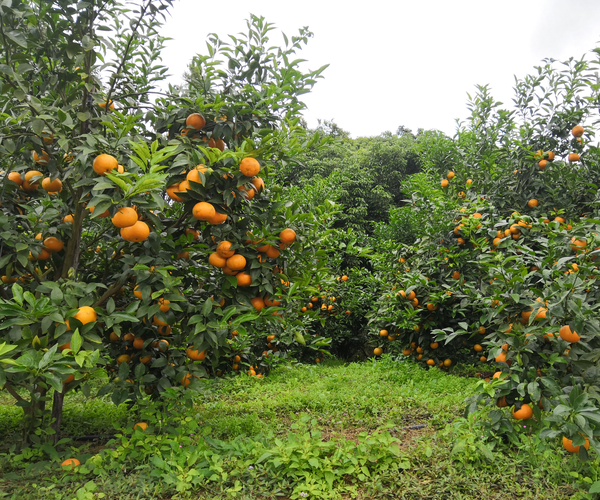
367 51 600 456
0 1 331 445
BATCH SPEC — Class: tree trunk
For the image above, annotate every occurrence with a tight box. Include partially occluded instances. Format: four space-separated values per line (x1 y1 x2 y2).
51 390 65 444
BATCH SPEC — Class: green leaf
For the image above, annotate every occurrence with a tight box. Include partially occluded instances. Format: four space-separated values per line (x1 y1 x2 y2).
589 481 600 494
106 297 115 315
294 331 306 345
50 287 63 304
12 283 23 306
6 30 27 48
31 119 44 136
202 298 212 317
71 329 82 354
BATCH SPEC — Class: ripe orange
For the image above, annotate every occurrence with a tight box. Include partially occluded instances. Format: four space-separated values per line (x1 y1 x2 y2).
568 153 580 162
61 458 81 468
166 183 184 202
120 221 150 242
42 177 62 192
93 154 118 176
117 354 131 365
443 359 452 367
264 295 282 307
223 266 238 276
572 125 584 137
227 254 246 271
192 202 216 221
570 237 587 251
341 275 348 281
279 228 297 245
452 271 461 280
99 99 114 110
474 344 483 352
208 211 228 225
240 157 260 177
209 252 227 268
8 172 23 185
512 404 533 420
251 177 265 193
527 199 538 208
236 272 252 287
134 422 148 431
538 160 547 170
158 325 172 336
157 339 169 352
373 347 383 356
217 241 235 258
214 138 225 151
379 329 389 337
112 207 138 228
251 296 266 311
495 351 507 363
466 178 473 186
426 303 438 311
563 435 589 453
43 237 64 253
89 205 110 218
430 342 439 349
23 170 43 191
441 179 449 188
266 245 280 259
133 337 145 350
186 348 206 361
32 150 49 164
447 171 455 180
185 228 199 240
559 325 580 343
158 298 170 312
186 113 206 130
478 326 486 334
186 164 208 184
239 185 255 200
71 306 97 327
58 341 71 352
180 373 193 387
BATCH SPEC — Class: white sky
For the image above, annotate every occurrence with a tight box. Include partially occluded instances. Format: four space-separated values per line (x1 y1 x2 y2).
159 0 600 138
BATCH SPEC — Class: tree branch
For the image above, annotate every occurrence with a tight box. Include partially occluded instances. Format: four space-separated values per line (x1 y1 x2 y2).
5 382 24 402
93 271 131 307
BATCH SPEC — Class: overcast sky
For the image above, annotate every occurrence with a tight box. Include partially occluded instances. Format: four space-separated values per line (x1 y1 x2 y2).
159 0 600 138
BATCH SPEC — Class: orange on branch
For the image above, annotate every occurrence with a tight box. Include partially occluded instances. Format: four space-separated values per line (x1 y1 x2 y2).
186 113 206 130
112 207 138 228
120 221 150 242
42 177 62 192
240 157 261 177
192 202 216 221
93 154 118 176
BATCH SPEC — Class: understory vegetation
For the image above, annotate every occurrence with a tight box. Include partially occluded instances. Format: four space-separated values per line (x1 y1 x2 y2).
2 360 596 499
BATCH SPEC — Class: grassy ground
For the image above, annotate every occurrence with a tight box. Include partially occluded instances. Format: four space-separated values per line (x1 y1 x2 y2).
0 357 596 499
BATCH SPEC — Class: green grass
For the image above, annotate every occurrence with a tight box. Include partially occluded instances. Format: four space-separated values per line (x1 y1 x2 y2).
0 357 597 499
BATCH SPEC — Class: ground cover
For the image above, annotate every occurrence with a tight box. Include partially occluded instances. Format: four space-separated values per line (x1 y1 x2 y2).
1 359 595 499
